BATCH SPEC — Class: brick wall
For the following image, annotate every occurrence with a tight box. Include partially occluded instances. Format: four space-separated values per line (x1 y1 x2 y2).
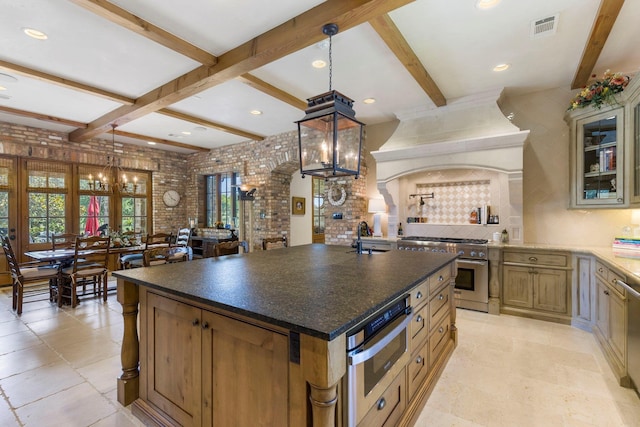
185 129 368 250
0 121 368 247
0 121 188 233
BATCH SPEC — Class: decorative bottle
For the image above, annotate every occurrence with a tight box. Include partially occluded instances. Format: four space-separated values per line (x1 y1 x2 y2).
397 222 403 236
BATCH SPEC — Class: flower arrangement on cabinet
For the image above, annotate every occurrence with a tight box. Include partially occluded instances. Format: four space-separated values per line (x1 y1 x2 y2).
568 70 630 111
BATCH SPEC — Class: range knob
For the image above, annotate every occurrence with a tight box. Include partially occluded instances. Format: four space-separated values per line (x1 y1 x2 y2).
470 251 477 257
478 251 485 258
431 248 438 253
440 248 446 253
457 250 465 256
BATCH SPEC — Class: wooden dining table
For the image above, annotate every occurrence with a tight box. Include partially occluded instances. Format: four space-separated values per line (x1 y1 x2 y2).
25 244 146 271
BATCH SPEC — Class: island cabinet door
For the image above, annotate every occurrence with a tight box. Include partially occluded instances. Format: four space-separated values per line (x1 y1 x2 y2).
145 292 203 426
201 310 289 427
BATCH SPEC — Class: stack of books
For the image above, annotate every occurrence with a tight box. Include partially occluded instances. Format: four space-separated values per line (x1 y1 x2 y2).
612 237 640 258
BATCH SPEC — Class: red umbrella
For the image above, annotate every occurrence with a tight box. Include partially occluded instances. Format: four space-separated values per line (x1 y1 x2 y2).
85 195 100 236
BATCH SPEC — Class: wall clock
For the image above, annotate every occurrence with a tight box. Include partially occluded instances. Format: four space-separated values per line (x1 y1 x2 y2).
327 184 347 206
162 190 181 207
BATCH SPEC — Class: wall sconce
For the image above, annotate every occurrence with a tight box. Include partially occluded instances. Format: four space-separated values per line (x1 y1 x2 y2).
240 187 256 201
368 198 386 237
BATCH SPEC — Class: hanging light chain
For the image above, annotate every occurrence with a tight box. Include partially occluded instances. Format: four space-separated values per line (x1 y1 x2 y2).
328 32 333 92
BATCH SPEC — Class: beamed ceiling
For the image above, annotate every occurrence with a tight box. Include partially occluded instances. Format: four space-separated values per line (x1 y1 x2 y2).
0 0 637 153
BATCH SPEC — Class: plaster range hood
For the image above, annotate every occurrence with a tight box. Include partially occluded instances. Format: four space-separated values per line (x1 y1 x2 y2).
372 88 529 242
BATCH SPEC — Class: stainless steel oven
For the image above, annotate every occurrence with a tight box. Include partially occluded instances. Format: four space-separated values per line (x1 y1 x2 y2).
455 258 489 312
397 237 489 312
345 297 412 427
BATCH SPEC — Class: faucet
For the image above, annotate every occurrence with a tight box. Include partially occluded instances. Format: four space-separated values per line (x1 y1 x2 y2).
356 221 368 254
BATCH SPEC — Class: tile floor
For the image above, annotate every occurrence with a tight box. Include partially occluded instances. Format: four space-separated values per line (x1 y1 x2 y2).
0 285 639 427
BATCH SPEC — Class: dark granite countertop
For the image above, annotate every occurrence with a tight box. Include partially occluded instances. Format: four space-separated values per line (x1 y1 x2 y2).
113 244 457 341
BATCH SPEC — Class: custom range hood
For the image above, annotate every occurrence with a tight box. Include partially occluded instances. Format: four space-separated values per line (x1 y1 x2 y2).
372 88 529 242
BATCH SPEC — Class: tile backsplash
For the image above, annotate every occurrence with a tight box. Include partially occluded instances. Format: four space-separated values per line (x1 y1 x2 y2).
412 180 491 224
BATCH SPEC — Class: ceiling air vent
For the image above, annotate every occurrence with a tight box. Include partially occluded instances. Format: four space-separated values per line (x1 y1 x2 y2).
530 14 558 39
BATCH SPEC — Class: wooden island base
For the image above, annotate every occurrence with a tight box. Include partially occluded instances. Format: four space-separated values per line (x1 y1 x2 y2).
114 246 458 427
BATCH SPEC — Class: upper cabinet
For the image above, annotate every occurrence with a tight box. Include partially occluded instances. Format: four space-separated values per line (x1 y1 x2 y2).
566 75 640 208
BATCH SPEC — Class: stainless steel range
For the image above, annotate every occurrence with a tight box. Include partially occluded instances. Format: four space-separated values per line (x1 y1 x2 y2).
397 237 489 312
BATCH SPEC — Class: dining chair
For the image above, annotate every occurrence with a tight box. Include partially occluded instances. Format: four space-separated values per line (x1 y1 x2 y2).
52 233 78 250
213 241 240 257
121 232 173 269
2 235 60 315
143 246 188 267
61 235 111 308
262 236 288 250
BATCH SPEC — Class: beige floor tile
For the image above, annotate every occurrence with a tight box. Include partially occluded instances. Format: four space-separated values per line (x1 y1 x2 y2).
0 343 61 379
2 361 84 408
0 319 29 337
0 390 19 426
16 382 116 427
54 335 121 369
76 354 122 394
0 330 42 356
89 410 145 427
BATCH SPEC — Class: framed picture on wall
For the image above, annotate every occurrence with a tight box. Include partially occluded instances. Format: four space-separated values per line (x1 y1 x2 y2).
292 197 305 215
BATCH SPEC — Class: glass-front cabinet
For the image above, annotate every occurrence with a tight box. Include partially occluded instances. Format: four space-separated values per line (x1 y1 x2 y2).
574 108 624 207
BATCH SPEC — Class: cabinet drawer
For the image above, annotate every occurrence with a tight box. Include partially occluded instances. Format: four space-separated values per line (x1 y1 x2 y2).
595 261 626 297
429 284 450 329
407 338 428 401
503 251 568 267
429 315 451 365
358 367 406 427
409 279 429 310
410 304 428 352
429 265 451 294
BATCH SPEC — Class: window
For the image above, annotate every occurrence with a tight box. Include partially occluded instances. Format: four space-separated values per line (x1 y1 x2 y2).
25 160 70 244
205 172 239 228
0 157 13 238
312 177 325 243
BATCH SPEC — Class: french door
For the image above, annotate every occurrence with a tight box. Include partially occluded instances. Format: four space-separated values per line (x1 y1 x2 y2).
0 157 18 285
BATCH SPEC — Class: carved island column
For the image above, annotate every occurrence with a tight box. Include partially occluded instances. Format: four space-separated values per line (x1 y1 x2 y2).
117 278 140 406
301 333 346 426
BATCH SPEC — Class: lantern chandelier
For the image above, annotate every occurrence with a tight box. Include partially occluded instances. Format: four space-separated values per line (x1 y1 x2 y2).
88 124 138 194
296 23 364 179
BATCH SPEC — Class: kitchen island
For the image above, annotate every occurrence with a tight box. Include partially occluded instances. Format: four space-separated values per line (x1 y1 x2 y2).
113 244 458 427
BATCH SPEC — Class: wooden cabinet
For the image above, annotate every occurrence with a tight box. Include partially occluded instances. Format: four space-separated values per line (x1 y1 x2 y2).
565 73 640 207
593 261 628 385
501 250 571 322
406 263 455 405
359 368 406 427
140 290 289 426
572 254 595 331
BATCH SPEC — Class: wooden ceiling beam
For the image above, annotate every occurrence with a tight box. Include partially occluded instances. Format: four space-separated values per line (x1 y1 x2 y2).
68 0 217 66
571 0 625 89
113 129 210 152
237 73 307 111
370 14 446 107
69 0 416 142
0 105 87 128
158 109 265 141
0 60 134 105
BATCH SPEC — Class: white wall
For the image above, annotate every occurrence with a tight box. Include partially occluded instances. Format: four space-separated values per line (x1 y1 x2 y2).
289 173 312 246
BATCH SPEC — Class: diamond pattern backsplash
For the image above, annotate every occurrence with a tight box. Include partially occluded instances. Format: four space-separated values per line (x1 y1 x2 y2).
414 180 491 224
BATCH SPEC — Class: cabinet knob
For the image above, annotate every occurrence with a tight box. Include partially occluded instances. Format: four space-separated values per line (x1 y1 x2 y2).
438 326 444 334
192 318 200 326
416 315 423 323
438 294 444 300
604 290 610 296
202 321 209 330
415 355 423 364
416 291 423 300
438 275 444 282
377 397 386 411
528 257 538 262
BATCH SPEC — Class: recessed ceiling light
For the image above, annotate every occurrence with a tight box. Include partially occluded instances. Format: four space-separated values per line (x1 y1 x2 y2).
476 0 501 10
23 27 48 40
250 110 262 115
363 98 376 104
147 141 156 145
0 86 6 91
193 126 207 132
312 60 326 69
181 131 191 135
493 63 510 72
